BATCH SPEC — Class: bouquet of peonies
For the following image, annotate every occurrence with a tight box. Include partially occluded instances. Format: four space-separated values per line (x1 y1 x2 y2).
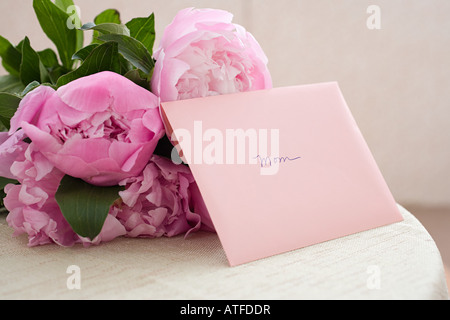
0 0 272 247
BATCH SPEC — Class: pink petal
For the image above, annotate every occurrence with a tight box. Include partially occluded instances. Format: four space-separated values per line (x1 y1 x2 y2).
106 76 160 114
21 122 62 154
0 130 27 179
157 57 191 102
119 182 141 207
142 108 165 138
145 207 168 228
59 136 110 163
108 140 143 172
44 152 100 181
57 73 113 113
9 85 55 134
151 50 165 96
159 8 233 50
22 207 50 231
55 100 91 127
94 215 126 243
58 71 160 115
128 119 155 143
33 152 57 181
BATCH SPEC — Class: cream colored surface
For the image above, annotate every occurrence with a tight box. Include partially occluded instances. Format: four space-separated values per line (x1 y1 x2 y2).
0 1 449 208
0 205 448 300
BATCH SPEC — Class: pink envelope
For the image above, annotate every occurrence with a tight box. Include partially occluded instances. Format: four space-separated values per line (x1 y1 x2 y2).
161 82 403 266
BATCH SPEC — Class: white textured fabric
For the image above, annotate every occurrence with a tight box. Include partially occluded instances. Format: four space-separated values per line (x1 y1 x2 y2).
0 205 448 300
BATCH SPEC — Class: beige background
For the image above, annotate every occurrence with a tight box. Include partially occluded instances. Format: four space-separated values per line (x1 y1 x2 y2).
0 0 449 209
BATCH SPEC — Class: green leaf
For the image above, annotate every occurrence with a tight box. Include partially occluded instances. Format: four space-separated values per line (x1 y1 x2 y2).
78 25 132 75
72 44 99 62
0 177 17 190
56 0 84 51
33 0 78 69
92 9 121 44
124 69 150 90
94 9 121 24
0 116 8 131
19 37 40 84
48 66 67 86
21 81 41 97
55 175 124 240
15 39 25 53
0 36 22 77
0 92 21 129
0 75 26 94
54 0 76 12
126 13 155 54
20 37 49 85
56 41 120 87
98 34 154 75
117 53 133 75
36 48 66 85
38 48 59 68
82 22 130 37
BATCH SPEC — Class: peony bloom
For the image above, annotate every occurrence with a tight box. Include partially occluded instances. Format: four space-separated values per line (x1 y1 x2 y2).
9 71 165 186
111 155 214 238
4 142 126 247
4 144 212 247
151 7 272 102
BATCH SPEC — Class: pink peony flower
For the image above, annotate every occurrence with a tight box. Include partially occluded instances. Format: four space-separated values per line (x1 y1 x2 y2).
3 142 212 247
9 71 165 186
4 142 126 247
151 7 272 102
0 130 28 180
111 155 214 238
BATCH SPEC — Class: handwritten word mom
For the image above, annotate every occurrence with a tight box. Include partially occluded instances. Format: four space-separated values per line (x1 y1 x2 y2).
255 155 301 168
